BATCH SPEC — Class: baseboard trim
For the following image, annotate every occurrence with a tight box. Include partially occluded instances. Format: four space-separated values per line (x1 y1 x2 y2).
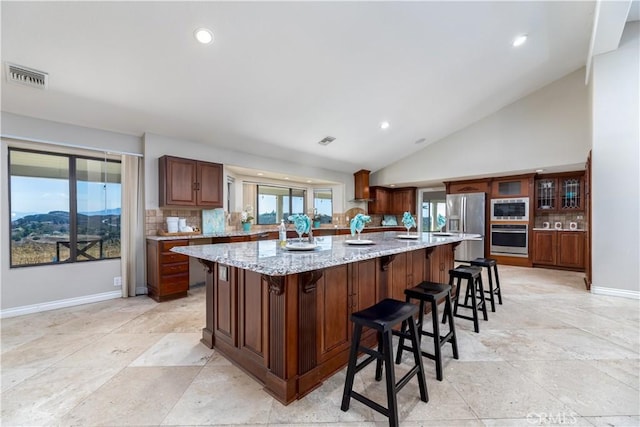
1 290 122 319
591 286 640 299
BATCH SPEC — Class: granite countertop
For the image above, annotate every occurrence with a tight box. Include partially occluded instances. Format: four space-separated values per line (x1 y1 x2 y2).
171 231 479 276
146 225 403 241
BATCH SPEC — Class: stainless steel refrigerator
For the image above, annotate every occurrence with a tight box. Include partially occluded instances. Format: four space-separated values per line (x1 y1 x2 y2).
445 192 485 262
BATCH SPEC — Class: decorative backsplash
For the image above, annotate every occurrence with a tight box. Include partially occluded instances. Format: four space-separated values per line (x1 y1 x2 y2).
145 208 355 236
534 212 585 229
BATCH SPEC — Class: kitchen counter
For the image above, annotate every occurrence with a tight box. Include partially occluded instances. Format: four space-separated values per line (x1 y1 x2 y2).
172 231 471 404
171 231 476 276
147 225 403 241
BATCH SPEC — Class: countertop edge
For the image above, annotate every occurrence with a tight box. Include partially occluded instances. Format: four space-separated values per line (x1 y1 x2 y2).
171 232 472 276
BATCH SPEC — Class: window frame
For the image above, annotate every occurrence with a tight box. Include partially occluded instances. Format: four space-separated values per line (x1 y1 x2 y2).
8 147 122 268
312 188 333 224
255 184 306 225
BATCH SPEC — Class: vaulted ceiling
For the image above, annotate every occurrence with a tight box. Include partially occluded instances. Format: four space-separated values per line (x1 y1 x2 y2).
0 1 632 174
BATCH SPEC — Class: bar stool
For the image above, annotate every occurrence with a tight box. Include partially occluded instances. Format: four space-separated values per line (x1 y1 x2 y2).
395 281 459 381
470 257 502 312
448 266 488 333
341 298 428 427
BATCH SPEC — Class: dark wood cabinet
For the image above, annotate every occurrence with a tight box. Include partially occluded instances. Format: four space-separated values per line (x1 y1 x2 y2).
535 172 585 212
146 239 189 301
368 186 416 215
557 232 585 269
427 243 455 284
159 155 223 208
445 178 491 195
532 230 557 265
532 230 584 270
390 187 417 215
490 175 534 198
353 169 370 200
368 186 390 214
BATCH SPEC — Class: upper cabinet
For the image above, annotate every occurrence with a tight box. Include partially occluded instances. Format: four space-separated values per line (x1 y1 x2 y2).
490 175 534 198
445 178 490 195
159 155 223 208
535 172 584 212
367 186 416 215
390 187 417 215
368 186 390 214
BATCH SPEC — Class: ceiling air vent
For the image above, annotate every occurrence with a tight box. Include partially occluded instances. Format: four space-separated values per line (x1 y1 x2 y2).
318 136 335 146
6 63 48 89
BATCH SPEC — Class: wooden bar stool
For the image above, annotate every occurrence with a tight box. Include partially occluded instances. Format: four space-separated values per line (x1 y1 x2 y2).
395 281 459 381
341 298 428 427
448 266 488 333
470 257 503 312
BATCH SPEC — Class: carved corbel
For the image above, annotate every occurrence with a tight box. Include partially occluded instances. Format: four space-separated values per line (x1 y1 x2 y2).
300 270 323 294
380 254 396 271
264 275 285 295
197 259 214 274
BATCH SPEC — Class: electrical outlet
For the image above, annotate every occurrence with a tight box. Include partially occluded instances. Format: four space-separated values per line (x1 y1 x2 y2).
113 276 122 287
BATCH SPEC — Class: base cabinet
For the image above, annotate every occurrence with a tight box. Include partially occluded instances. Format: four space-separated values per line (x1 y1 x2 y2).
557 232 585 269
532 230 584 270
199 243 455 404
146 239 189 301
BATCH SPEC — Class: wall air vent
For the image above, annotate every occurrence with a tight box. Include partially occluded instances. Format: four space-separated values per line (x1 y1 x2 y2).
318 136 335 146
5 63 48 89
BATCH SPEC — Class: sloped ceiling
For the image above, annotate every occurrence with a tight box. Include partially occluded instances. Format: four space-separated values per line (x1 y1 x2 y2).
2 1 599 174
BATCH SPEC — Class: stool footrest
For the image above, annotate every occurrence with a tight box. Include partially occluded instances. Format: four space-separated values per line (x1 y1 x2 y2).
354 353 377 375
350 392 390 418
395 365 422 395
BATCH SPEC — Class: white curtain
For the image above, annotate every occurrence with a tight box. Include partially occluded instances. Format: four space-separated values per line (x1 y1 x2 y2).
120 154 144 297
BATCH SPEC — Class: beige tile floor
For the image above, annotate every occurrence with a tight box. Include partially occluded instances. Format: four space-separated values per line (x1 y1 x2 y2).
1 265 639 426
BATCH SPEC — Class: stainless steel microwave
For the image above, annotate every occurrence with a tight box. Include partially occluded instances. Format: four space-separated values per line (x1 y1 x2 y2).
491 198 529 221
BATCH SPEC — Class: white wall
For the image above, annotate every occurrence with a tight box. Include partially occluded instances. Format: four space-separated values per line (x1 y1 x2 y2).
590 22 639 296
0 114 143 313
143 132 353 212
372 68 590 186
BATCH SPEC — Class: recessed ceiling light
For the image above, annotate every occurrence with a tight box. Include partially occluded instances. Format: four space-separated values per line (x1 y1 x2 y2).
390 184 396 187
194 28 214 44
306 180 312 183
380 121 390 130
512 34 528 47
284 177 290 180
414 138 426 144
535 169 544 173
257 172 264 176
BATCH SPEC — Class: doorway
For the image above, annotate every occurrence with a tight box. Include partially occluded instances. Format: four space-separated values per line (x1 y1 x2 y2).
418 189 447 232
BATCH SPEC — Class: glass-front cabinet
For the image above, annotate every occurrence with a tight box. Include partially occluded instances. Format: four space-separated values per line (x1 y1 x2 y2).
535 173 584 212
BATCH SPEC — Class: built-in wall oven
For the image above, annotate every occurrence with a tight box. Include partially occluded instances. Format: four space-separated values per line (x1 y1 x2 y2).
490 224 528 257
491 198 529 221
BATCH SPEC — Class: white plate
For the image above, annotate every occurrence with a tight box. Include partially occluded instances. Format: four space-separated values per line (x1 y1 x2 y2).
285 243 319 251
345 239 374 245
397 234 419 239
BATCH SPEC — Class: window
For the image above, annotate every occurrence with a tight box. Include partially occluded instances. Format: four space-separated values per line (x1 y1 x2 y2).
421 198 446 231
256 185 306 225
9 148 122 267
313 189 333 224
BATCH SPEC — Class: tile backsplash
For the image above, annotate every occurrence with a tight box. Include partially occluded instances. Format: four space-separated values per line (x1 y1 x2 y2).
534 212 585 229
145 209 355 236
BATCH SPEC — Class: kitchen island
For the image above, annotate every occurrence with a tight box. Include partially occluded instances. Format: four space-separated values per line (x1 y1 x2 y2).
172 231 470 404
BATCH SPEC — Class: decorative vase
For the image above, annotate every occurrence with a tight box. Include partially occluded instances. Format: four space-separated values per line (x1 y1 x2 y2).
313 220 321 228
242 222 251 232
